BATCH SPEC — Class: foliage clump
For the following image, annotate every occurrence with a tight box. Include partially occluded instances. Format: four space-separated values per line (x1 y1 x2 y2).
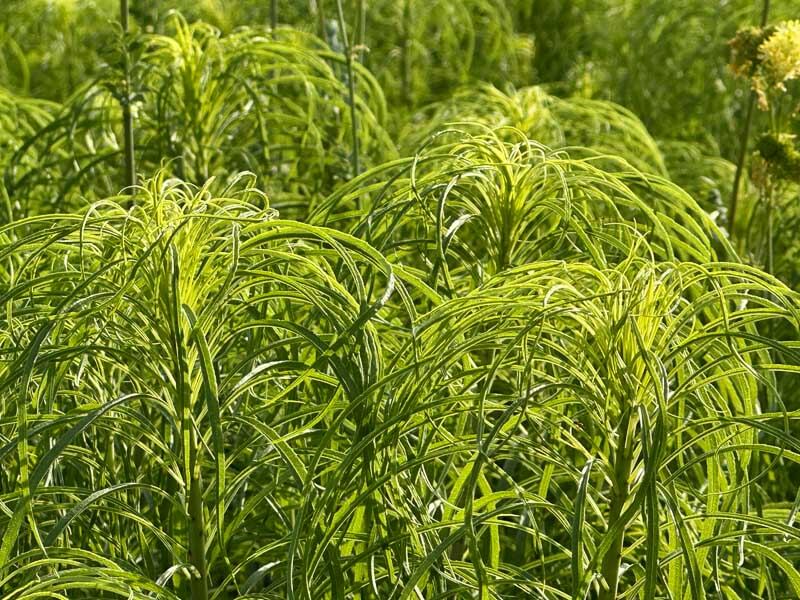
3 169 800 597
729 25 777 78
756 132 800 182
4 16 395 219
3 2 800 599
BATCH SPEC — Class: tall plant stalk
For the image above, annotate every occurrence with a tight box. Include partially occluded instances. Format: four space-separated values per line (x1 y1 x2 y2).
728 0 770 236
170 249 210 599
335 0 361 176
356 0 366 63
314 0 327 44
187 427 209 599
767 190 774 275
270 0 278 32
401 0 412 104
598 409 633 600
120 0 136 192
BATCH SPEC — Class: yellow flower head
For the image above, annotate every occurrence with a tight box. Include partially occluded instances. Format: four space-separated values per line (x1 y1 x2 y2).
758 20 800 91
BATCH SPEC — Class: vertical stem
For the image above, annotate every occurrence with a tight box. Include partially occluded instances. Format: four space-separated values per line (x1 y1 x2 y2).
188 424 209 600
356 0 366 63
401 0 412 105
335 0 361 177
270 0 278 32
314 0 327 44
766 190 774 275
170 252 208 599
728 0 770 236
67 29 75 92
120 0 136 192
729 91 757 238
598 409 633 600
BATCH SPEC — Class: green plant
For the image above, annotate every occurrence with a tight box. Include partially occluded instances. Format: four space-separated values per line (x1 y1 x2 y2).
4 16 394 219
3 3 800 598
658 140 738 224
727 17 800 284
334 0 361 176
0 86 54 171
2 171 800 597
360 0 534 111
372 258 800 598
0 0 117 101
728 2 773 239
399 84 667 176
0 173 418 597
313 129 724 299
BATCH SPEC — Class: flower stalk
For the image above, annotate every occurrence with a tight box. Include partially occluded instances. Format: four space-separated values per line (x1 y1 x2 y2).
120 0 136 192
729 0 771 236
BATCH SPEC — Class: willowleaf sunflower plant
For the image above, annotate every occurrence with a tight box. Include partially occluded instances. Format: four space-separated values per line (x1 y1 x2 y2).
2 3 800 600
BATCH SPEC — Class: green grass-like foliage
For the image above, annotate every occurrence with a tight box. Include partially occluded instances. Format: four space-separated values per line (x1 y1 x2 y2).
0 0 117 101
5 16 394 219
2 2 800 598
0 173 414 597
348 0 534 111
400 85 667 176
2 157 800 597
313 129 723 298
0 86 53 172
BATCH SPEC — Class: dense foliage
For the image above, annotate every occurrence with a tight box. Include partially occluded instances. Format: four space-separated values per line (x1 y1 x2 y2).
1 2 800 599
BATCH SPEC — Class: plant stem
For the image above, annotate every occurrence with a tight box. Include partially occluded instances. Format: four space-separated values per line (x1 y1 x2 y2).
335 0 361 177
270 0 278 33
169 248 209 599
766 190 774 275
314 0 327 44
598 409 633 600
120 0 136 193
356 0 366 63
728 0 770 236
401 0 412 104
187 424 209 600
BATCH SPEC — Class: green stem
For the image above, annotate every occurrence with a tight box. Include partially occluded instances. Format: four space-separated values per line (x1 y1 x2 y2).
728 0 770 236
169 251 208 598
356 0 366 63
401 0 412 105
120 0 136 193
270 0 278 32
766 190 774 275
598 409 633 600
335 0 360 177
187 425 209 600
314 0 327 44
